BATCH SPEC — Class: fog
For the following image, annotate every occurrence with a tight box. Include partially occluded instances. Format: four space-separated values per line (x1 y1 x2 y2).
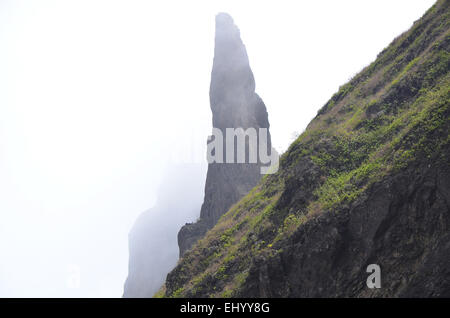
0 0 434 297
124 163 206 297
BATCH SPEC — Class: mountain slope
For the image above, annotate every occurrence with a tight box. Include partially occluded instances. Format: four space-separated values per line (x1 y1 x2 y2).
162 0 450 297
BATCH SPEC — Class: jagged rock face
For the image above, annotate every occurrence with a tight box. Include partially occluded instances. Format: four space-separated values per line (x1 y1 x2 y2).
123 164 205 297
178 13 272 256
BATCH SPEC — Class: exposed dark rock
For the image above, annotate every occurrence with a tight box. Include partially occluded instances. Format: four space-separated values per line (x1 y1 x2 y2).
239 157 450 297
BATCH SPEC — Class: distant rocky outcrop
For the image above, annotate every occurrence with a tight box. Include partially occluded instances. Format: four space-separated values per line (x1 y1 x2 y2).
123 164 206 297
177 13 273 256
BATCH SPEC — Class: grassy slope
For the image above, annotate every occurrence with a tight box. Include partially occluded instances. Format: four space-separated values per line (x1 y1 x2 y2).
161 0 450 297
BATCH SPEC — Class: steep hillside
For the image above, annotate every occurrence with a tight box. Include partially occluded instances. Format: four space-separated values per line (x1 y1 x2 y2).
161 0 450 297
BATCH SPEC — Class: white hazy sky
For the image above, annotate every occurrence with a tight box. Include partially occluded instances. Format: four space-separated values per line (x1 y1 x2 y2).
0 0 435 297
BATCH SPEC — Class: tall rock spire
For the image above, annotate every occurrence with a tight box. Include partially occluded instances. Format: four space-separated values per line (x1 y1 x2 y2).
210 13 269 131
177 13 273 256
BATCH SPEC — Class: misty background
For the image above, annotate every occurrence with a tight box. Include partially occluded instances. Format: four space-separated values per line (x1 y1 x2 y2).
0 0 434 297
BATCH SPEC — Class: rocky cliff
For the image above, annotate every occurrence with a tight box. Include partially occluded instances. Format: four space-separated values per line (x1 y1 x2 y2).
177 13 273 256
163 0 450 297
